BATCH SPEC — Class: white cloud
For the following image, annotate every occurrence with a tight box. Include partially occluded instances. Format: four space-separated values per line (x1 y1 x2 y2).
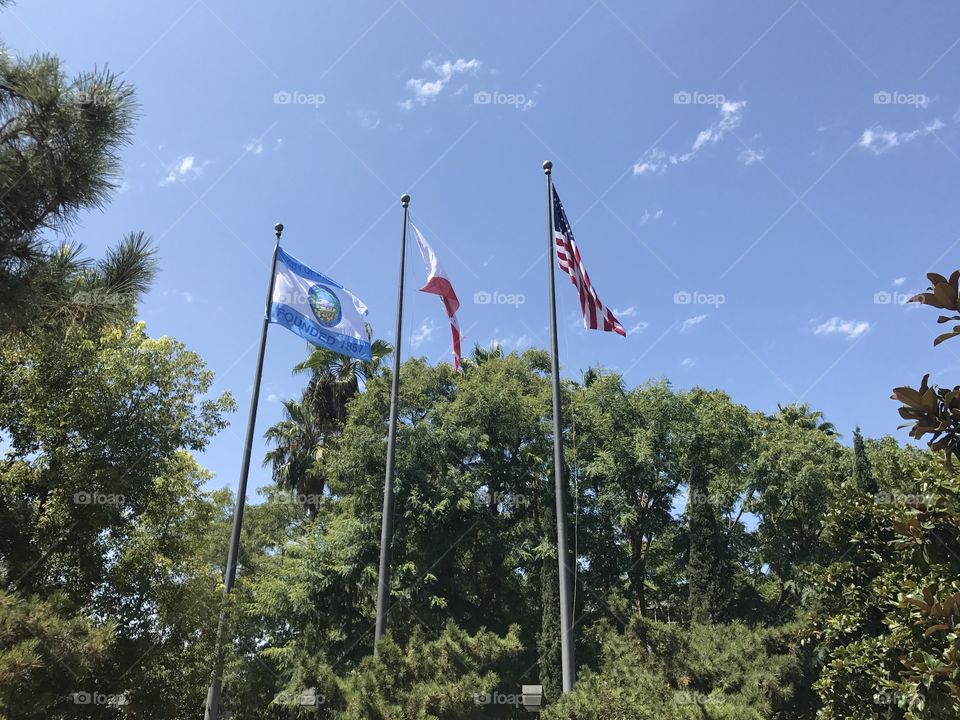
244 141 264 155
738 148 767 166
162 289 194 304
614 306 638 318
628 320 649 334
638 209 664 225
681 314 707 332
634 101 747 176
490 335 533 351
161 155 205 186
858 119 944 155
813 317 871 340
401 57 481 109
357 110 381 130
893 277 906 287
681 357 696 368
411 318 435 349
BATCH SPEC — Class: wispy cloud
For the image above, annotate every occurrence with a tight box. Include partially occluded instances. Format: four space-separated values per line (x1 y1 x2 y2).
614 306 638 318
813 317 871 340
681 357 696 368
858 119 944 155
628 320 649 334
162 289 194 304
490 335 533 351
635 101 746 176
411 318 435 349
638 209 663 225
738 148 767 166
681 314 707 332
400 58 481 110
161 155 205 186
893 277 906 287
243 140 264 155
356 110 381 130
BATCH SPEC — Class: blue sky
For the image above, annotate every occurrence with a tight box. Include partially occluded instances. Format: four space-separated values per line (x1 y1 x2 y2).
6 1 960 495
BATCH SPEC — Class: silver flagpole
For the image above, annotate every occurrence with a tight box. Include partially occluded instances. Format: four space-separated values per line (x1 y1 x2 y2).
204 223 284 719
374 193 410 649
543 161 576 692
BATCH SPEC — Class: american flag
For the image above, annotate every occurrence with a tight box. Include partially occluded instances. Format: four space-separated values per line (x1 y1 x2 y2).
552 186 626 336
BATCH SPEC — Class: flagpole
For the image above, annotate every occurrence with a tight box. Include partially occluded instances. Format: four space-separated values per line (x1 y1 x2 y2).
543 161 576 693
204 222 284 720
374 193 410 649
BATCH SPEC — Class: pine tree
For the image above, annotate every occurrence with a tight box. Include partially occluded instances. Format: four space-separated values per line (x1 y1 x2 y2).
852 426 878 495
0 36 152 330
686 436 729 624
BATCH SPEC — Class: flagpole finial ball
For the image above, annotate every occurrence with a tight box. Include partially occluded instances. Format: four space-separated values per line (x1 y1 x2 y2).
274 223 284 236
401 193 410 207
543 160 553 174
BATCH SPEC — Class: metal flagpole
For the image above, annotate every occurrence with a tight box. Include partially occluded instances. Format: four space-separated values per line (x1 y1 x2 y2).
204 222 284 719
543 161 576 692
374 193 410 649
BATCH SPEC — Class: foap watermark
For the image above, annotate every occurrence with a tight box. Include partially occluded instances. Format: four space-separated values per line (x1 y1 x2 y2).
72 692 128 707
269 492 323 508
674 90 726 107
476 490 530 511
71 290 132 306
474 691 523 706
74 491 125 506
474 290 525 308
273 90 325 108
874 491 932 506
874 90 929 109
875 690 922 710
276 688 325 710
473 90 528 109
686 491 724 507
674 290 725 307
69 88 118 106
873 290 914 306
673 691 720 706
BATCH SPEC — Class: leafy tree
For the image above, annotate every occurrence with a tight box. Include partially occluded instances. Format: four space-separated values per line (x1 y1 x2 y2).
0 315 233 719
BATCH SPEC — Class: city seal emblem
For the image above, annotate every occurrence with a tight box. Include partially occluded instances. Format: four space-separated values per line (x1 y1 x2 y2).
308 285 341 328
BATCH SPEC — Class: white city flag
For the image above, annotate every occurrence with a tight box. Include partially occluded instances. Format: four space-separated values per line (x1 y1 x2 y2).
269 247 372 361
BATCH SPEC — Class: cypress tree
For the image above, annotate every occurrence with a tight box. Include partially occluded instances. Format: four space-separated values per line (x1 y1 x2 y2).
538 478 562 702
852 426 878 495
686 436 729 624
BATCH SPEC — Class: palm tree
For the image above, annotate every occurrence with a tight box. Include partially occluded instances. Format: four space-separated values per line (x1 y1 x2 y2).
293 339 391 425
263 340 390 517
461 342 503 372
263 398 325 519
770 402 838 436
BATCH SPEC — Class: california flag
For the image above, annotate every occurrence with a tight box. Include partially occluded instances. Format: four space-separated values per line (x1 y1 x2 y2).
411 223 462 371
